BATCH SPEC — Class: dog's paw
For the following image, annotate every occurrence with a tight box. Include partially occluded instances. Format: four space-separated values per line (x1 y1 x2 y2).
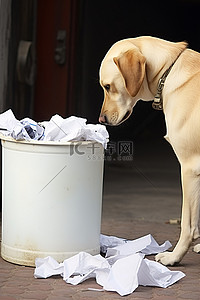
193 244 200 253
155 252 180 266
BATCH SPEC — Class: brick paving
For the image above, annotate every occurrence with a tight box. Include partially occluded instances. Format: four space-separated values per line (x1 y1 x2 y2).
0 138 200 299
0 219 200 300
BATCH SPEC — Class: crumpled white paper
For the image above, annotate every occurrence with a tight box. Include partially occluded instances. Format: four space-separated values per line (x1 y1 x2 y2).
100 234 126 254
0 109 19 132
42 114 108 148
0 109 109 148
34 234 185 296
13 118 44 140
104 234 172 257
0 109 44 140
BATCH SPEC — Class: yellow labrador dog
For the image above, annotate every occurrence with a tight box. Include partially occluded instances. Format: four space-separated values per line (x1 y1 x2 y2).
99 36 200 266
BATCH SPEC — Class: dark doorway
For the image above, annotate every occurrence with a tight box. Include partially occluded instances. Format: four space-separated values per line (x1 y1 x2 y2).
34 0 80 121
5 0 37 119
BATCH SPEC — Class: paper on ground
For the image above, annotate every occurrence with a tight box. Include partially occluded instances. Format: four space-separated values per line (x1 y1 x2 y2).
34 256 64 279
138 258 184 288
100 234 126 254
104 233 172 257
0 109 109 148
34 234 185 296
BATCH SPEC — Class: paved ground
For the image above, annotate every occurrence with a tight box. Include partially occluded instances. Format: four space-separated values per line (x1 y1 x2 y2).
0 137 200 299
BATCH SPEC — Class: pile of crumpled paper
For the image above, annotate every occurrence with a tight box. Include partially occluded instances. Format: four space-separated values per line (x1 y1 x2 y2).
34 234 185 296
0 109 109 148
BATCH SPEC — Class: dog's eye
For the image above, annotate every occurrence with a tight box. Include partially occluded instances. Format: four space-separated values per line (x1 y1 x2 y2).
104 84 110 91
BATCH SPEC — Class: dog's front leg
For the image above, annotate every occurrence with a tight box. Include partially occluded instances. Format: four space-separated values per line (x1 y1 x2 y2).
156 163 200 265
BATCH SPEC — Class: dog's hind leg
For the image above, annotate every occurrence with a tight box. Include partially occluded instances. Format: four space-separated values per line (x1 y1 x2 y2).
156 161 200 265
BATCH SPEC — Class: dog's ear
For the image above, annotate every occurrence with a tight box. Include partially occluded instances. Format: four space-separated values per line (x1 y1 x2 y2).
113 49 146 97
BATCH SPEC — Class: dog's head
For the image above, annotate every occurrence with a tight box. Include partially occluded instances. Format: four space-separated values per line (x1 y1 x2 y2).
99 43 146 126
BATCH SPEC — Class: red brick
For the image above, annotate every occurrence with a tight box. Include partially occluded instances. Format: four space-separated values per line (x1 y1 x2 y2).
20 291 50 299
0 296 17 300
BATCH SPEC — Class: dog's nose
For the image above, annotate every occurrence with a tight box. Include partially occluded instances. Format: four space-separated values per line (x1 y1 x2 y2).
99 114 107 124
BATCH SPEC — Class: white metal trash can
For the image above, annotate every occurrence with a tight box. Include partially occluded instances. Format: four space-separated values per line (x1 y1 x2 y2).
0 136 104 266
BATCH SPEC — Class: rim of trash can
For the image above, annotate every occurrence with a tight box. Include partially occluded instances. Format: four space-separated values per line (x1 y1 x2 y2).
0 134 104 146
